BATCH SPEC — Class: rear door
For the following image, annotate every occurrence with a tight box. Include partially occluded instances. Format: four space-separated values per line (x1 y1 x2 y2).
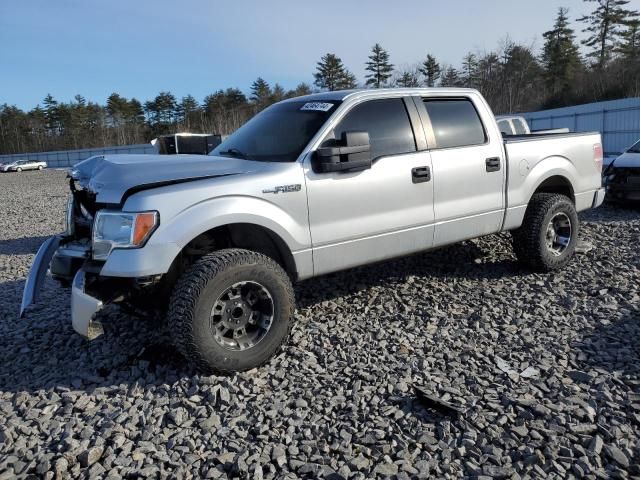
305 97 435 275
416 95 505 246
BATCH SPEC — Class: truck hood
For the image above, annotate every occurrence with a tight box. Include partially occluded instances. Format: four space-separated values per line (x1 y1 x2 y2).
71 154 253 204
610 151 640 168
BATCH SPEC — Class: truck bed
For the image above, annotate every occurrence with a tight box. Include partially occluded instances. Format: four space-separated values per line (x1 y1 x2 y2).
502 131 602 229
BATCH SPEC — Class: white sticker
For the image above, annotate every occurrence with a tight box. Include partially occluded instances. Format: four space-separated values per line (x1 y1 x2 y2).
300 102 334 112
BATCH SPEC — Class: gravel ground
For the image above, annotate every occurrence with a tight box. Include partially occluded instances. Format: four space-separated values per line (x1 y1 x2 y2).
0 170 639 479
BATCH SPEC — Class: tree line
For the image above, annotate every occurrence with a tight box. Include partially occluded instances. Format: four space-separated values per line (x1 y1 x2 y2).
1 0 638 156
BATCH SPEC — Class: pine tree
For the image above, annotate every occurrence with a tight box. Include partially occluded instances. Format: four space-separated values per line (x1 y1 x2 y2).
396 69 420 87
617 18 640 60
542 8 583 95
461 53 478 88
439 66 461 87
365 44 394 88
419 55 441 87
270 84 286 103
42 93 59 135
288 83 312 98
578 0 639 68
250 77 272 104
177 95 199 128
314 53 357 91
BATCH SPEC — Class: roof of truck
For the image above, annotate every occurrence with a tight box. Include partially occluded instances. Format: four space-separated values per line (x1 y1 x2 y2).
282 87 480 103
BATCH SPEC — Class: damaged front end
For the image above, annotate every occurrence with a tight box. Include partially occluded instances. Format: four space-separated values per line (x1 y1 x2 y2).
21 169 165 339
605 167 640 202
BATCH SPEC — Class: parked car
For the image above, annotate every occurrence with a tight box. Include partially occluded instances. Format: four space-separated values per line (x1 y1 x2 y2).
21 88 605 373
604 138 640 202
2 159 47 172
496 115 570 135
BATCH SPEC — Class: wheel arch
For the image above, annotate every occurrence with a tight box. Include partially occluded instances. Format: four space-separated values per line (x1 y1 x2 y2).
531 174 575 203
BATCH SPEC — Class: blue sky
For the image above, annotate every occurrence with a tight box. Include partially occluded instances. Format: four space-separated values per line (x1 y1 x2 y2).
1 0 594 110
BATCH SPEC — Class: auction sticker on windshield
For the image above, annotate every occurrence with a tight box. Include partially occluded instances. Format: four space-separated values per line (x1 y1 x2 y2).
300 102 334 112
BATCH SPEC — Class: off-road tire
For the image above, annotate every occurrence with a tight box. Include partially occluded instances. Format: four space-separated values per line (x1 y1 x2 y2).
511 193 579 272
167 248 295 374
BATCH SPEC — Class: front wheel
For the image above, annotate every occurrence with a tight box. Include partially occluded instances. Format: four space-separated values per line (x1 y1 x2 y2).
168 249 295 374
511 193 579 272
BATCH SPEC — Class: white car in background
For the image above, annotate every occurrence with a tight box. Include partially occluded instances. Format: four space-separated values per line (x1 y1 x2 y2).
1 159 48 172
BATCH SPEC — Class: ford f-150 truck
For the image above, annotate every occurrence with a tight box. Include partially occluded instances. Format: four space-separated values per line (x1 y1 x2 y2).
21 88 605 373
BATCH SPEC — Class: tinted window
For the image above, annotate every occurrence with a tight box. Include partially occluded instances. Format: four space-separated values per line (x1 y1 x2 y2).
513 118 527 134
423 99 486 149
324 99 416 159
211 101 339 162
498 119 514 135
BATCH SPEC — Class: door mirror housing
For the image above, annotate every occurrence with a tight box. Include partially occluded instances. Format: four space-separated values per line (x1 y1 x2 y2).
314 131 371 173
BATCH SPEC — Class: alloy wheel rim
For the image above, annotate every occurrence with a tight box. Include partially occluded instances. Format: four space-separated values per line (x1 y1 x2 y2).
210 281 274 351
545 212 572 256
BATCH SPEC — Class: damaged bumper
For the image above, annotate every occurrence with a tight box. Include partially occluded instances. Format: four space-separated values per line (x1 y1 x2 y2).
605 168 640 201
20 236 61 317
21 235 161 340
21 236 103 338
71 269 104 338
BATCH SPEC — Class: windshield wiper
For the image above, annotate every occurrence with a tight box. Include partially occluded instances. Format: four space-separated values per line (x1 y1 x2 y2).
218 148 250 160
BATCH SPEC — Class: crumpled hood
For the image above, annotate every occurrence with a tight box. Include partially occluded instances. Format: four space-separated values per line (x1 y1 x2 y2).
71 154 252 204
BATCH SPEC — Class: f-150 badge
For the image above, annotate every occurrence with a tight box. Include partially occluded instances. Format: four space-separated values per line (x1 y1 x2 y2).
262 184 302 194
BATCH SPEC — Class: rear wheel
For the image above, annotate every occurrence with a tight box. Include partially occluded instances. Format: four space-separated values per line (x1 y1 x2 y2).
511 193 579 272
16 167 22 172
167 248 295 373
38 165 43 170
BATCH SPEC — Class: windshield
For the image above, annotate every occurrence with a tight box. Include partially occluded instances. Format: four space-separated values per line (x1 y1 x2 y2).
628 139 640 153
211 100 340 162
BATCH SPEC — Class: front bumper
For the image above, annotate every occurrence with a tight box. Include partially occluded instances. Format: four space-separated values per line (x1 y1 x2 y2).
71 269 104 338
20 236 61 317
21 236 104 338
606 183 640 201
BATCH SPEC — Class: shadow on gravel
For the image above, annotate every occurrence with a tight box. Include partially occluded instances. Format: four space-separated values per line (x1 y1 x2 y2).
0 235 50 255
297 238 522 308
574 312 640 381
0 301 195 394
0 237 523 394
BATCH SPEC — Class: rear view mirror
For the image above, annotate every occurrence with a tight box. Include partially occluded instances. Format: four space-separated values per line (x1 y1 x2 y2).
314 131 371 173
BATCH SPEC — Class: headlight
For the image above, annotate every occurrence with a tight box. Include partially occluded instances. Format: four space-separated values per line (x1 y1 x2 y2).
92 210 159 260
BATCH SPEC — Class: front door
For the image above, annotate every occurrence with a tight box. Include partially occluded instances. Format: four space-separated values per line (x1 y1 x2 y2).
305 97 435 276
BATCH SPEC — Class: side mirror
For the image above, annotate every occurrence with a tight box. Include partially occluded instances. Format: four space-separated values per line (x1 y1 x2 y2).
314 131 371 173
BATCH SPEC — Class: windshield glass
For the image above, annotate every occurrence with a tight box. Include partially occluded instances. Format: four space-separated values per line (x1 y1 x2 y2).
628 139 640 153
211 100 340 162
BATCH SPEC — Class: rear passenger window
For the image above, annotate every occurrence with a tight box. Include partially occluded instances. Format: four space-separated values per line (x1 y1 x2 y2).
325 99 416 160
423 98 486 149
513 119 527 135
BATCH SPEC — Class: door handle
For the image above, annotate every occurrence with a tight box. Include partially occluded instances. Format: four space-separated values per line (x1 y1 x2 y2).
485 157 501 172
411 166 431 183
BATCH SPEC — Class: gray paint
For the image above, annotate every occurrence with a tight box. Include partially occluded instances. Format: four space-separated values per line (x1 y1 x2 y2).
21 88 606 329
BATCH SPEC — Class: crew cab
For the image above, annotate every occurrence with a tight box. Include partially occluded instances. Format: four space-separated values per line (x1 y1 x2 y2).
21 88 605 373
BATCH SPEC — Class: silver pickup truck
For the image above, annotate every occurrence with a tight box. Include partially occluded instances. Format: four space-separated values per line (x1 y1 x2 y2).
21 88 605 373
